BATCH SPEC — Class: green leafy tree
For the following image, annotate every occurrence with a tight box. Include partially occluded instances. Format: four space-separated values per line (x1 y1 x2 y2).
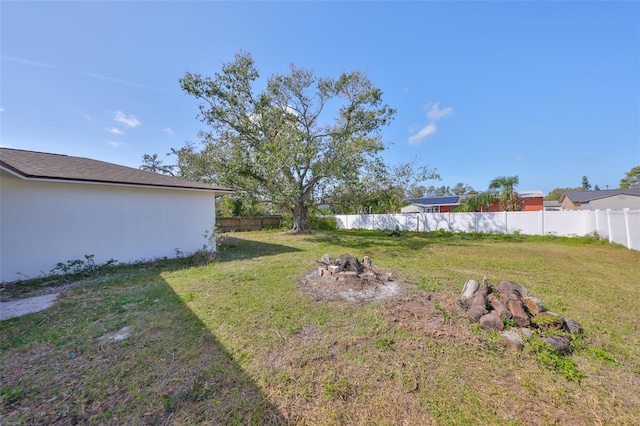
324 159 438 214
545 187 580 201
407 185 427 199
620 165 640 189
418 182 473 198
178 52 395 232
424 185 449 197
582 176 592 191
452 182 474 195
216 193 273 217
140 153 175 176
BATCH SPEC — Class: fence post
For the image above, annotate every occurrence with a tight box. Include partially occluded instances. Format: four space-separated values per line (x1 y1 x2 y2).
474 212 478 232
624 208 632 249
540 210 545 236
606 209 613 243
504 211 508 234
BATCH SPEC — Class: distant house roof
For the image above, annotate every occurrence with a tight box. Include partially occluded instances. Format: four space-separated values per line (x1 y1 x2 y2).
406 190 543 207
0 148 235 194
543 200 562 207
517 190 544 198
560 189 640 203
406 196 460 206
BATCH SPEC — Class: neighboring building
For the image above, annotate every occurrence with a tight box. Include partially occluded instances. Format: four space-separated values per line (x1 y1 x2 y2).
543 200 562 211
0 148 234 283
560 189 640 211
401 190 544 213
401 196 461 213
515 190 545 212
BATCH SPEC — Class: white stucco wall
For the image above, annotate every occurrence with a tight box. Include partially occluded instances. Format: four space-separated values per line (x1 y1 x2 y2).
588 194 640 211
0 173 216 282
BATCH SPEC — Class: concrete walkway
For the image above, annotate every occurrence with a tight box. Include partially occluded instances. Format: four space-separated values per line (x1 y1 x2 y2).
0 293 60 321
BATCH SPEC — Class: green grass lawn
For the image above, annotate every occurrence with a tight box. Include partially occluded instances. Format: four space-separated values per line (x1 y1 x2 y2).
1 230 639 425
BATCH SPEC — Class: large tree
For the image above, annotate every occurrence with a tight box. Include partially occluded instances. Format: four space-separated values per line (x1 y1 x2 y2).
620 165 640 189
178 52 395 232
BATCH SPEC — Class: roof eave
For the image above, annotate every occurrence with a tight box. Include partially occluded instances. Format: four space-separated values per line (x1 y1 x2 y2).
1 165 236 194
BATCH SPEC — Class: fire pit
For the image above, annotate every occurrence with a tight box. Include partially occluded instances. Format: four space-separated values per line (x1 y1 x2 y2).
298 254 404 303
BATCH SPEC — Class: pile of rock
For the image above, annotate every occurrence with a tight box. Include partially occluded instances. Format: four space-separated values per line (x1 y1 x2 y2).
460 277 582 353
317 254 393 283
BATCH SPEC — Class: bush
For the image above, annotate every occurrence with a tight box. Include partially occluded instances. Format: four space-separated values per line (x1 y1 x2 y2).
309 214 337 231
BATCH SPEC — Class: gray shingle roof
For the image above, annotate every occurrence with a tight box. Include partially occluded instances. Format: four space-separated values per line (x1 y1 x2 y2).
0 148 235 194
562 189 640 203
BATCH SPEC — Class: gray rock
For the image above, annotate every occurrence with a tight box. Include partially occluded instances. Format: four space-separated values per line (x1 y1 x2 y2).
479 312 504 330
520 328 533 338
501 330 524 351
563 318 583 335
460 279 479 301
543 335 572 354
522 297 543 316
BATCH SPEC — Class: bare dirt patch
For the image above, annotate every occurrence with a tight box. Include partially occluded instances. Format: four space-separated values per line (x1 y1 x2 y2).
382 292 473 340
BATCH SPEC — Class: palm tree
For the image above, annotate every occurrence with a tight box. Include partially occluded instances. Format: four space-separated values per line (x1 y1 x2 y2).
456 191 496 212
489 175 519 209
458 175 522 212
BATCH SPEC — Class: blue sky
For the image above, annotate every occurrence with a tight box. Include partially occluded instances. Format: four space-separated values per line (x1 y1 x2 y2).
1 1 638 195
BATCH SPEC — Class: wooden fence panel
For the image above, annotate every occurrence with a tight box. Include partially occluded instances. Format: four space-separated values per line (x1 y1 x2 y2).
216 216 282 232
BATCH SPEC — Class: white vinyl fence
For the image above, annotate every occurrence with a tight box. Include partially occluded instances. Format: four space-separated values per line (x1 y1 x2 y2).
334 209 640 251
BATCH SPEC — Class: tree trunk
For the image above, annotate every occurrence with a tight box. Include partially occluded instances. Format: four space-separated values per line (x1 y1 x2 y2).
292 204 309 233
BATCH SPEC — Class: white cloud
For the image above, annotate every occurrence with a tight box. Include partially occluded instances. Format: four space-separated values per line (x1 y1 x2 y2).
0 107 4 112
163 128 176 136
1 55 55 69
113 110 141 127
408 124 437 145
106 127 124 135
427 103 453 121
106 141 122 148
408 102 453 145
85 73 155 89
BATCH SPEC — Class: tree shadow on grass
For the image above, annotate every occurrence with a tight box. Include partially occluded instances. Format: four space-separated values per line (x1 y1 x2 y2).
216 235 302 262
0 270 288 425
306 229 492 252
